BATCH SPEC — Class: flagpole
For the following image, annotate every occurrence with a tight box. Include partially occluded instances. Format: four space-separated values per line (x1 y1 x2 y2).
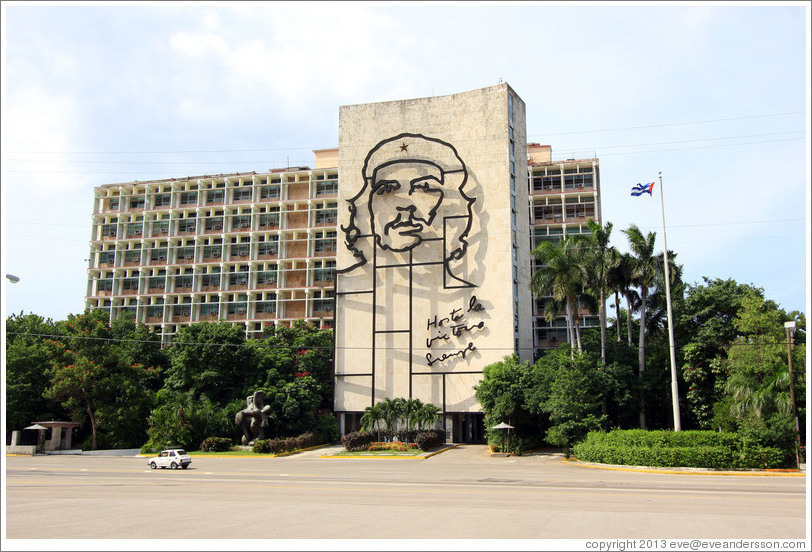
658 172 682 431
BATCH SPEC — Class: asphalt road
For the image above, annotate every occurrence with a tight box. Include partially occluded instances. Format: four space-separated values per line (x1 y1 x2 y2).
4 445 808 541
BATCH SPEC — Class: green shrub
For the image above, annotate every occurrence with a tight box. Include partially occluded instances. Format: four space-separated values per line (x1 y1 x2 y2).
572 429 794 469
200 437 232 452
415 429 446 451
341 431 376 451
314 413 340 444
251 432 321 454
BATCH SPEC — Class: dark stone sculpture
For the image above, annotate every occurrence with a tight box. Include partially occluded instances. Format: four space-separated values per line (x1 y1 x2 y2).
235 390 272 445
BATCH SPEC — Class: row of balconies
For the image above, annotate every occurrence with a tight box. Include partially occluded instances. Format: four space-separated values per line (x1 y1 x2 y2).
90 273 334 298
98 180 338 213
93 243 335 268
94 214 337 240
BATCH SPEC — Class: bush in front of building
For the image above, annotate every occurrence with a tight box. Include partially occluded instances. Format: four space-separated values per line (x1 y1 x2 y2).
200 437 233 452
252 431 321 454
314 413 341 444
572 429 792 469
341 430 377 452
415 429 446 452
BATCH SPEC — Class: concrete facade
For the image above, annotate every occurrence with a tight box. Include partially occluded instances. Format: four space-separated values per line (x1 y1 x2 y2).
334 85 533 439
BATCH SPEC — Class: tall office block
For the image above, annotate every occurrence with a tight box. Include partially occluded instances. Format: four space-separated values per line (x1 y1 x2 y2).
333 84 533 441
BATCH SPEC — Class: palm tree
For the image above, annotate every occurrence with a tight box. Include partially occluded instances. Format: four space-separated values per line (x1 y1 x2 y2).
606 251 638 345
402 398 424 439
622 224 659 429
379 397 401 441
531 236 589 353
416 403 442 431
574 220 614 363
360 404 384 441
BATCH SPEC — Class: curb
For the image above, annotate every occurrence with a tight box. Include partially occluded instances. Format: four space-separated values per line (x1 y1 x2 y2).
563 458 806 477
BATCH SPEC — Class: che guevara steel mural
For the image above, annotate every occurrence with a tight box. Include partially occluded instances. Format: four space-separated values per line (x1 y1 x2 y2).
336 133 488 406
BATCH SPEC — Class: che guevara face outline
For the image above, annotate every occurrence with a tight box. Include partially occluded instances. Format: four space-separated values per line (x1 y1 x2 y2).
368 160 445 252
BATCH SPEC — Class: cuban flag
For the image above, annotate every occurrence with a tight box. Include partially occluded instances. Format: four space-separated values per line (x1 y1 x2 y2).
631 182 655 197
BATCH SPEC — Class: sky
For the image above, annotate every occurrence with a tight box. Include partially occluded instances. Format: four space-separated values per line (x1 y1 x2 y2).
2 1 810 324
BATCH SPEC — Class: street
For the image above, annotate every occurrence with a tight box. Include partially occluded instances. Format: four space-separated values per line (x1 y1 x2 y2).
4 445 808 541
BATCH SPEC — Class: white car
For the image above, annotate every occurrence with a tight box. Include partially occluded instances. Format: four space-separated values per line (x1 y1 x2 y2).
148 448 191 470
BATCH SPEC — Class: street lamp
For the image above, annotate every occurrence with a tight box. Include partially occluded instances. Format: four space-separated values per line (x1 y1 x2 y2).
784 320 801 469
6 274 20 283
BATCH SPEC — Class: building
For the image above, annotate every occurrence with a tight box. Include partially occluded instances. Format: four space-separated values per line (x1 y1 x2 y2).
86 151 340 342
527 144 602 351
85 84 601 442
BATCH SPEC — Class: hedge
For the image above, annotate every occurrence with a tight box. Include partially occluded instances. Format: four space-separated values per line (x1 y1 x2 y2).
252 432 321 454
341 429 447 452
199 437 233 452
572 430 792 469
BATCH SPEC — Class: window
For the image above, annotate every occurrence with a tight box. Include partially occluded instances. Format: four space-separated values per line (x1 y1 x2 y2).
146 305 163 318
257 270 277 285
178 220 196 233
316 208 337 225
175 276 193 289
153 193 171 207
127 223 143 236
259 185 281 199
107 198 119 211
564 174 593 189
99 251 115 264
129 197 145 209
316 180 338 196
258 241 278 256
314 237 335 253
233 188 253 202
179 192 198 205
101 224 117 237
259 213 280 227
152 221 169 234
203 245 222 258
148 276 165 289
207 190 225 203
205 217 224 231
173 304 191 317
314 268 334 282
177 246 195 260
228 302 247 315
201 304 219 316
124 250 141 263
122 278 139 291
256 301 275 314
229 273 248 286
231 244 249 257
151 248 168 261
97 279 113 291
202 274 220 287
232 215 251 230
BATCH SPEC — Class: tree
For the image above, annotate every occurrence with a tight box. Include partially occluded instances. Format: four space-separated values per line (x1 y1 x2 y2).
622 224 659 428
679 278 763 428
474 355 534 446
531 237 590 352
360 404 384 441
576 219 614 363
416 403 442 431
165 321 257 404
42 310 159 450
541 353 608 448
724 293 804 423
379 397 401 441
5 312 65 431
